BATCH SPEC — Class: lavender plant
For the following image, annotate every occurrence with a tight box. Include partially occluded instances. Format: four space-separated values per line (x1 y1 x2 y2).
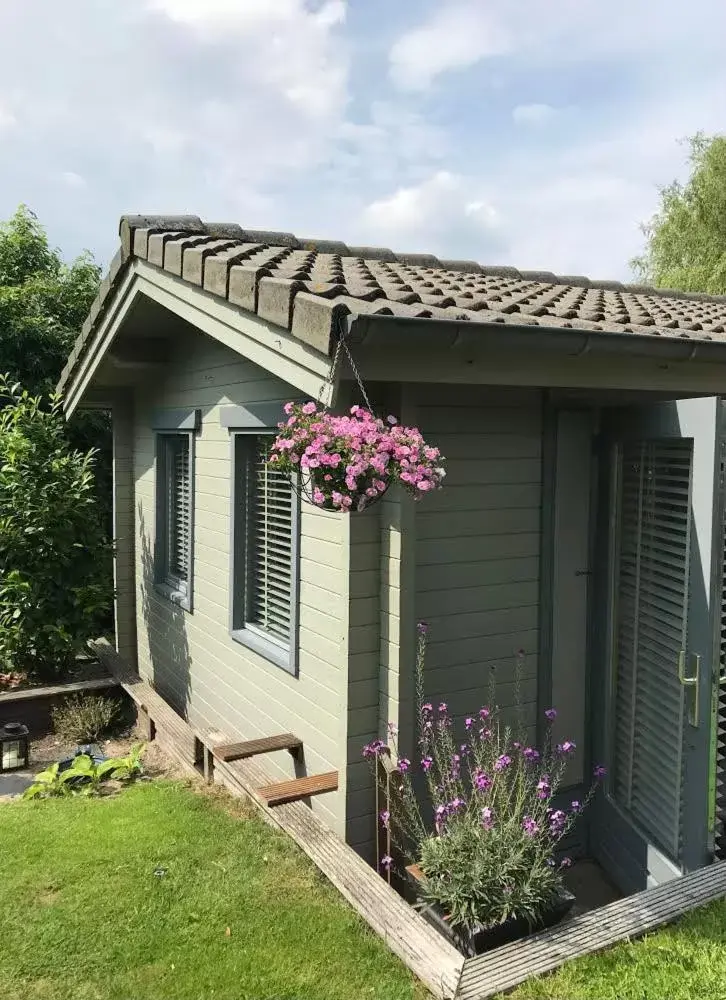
364 625 607 933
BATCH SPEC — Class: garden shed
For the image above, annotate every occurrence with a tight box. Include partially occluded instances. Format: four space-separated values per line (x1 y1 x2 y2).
58 214 726 896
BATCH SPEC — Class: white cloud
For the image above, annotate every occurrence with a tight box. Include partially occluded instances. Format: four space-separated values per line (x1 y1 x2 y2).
0 102 16 129
512 103 559 126
60 171 86 188
389 0 726 91
389 2 510 91
360 171 503 258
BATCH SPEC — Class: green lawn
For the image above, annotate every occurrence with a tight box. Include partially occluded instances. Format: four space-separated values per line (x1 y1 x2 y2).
504 898 726 1000
0 781 425 1000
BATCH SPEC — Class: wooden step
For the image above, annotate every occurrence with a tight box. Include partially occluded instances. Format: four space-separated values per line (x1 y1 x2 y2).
213 733 302 763
257 771 338 807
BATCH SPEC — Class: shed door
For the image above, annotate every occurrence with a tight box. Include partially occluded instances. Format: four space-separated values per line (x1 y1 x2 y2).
592 431 713 892
612 440 690 857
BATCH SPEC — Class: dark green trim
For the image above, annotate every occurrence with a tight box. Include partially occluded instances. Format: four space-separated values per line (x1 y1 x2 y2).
151 407 201 432
220 403 289 430
536 392 558 747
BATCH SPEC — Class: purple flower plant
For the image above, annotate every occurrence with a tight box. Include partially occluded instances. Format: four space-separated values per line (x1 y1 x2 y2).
557 741 576 755
380 855 393 871
474 770 493 792
421 756 433 772
536 777 551 800
398 758 410 773
523 815 539 837
379 810 390 829
481 806 495 830
593 764 608 780
494 754 512 772
544 708 557 722
522 747 540 763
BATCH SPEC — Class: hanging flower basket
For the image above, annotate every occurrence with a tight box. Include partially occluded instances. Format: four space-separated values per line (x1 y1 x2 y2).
268 402 446 513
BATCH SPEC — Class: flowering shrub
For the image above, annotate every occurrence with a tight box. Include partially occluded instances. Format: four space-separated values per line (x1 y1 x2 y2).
364 627 606 933
269 402 446 512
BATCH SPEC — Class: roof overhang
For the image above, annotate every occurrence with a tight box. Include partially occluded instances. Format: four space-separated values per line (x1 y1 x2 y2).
341 313 726 396
62 260 336 418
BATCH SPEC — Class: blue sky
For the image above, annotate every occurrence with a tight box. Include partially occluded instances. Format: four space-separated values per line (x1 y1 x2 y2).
0 0 724 279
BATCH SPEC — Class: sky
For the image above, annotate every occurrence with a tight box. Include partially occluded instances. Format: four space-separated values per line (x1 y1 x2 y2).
0 0 724 280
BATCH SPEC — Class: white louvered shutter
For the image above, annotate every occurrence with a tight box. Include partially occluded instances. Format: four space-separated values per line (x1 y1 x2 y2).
247 436 293 642
612 439 692 860
166 435 191 586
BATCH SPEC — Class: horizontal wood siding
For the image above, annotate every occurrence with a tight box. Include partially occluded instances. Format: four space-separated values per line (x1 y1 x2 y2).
415 386 544 739
133 326 348 835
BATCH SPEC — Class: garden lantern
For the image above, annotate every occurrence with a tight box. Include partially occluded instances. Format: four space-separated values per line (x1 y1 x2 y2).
0 722 30 772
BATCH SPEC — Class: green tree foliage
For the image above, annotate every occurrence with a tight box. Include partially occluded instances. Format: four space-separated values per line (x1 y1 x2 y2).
0 376 112 681
633 133 726 294
0 205 100 395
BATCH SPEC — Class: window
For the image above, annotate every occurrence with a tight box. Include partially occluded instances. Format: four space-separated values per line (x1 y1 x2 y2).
155 432 194 610
231 433 300 673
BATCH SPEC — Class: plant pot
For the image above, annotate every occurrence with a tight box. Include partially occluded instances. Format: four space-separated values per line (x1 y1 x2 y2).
297 471 390 512
406 863 575 956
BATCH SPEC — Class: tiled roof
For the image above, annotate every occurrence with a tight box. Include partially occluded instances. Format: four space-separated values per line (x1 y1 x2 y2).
58 214 726 393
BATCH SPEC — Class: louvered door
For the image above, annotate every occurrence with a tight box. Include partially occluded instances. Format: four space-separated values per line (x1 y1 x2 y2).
714 446 726 859
611 440 691 860
590 409 714 894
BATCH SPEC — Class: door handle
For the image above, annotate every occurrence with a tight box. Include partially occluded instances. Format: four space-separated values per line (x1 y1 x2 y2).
678 650 700 728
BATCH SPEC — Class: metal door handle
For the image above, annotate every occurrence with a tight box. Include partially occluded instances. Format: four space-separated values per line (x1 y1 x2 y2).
678 650 700 728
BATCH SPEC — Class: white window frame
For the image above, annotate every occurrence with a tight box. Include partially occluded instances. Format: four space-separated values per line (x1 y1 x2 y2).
152 408 199 613
224 406 300 676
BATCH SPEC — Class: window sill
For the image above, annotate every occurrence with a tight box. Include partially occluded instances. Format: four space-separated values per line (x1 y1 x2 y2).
154 582 192 613
231 627 297 676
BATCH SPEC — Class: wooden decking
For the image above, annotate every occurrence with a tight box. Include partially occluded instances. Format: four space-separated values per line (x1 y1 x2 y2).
456 860 726 999
213 733 302 762
89 639 464 1000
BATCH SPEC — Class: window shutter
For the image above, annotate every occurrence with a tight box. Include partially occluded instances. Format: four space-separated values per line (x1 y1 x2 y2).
612 440 692 860
167 436 191 584
247 436 293 642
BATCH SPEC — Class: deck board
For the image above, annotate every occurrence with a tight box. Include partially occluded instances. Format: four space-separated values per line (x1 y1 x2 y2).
456 860 726 999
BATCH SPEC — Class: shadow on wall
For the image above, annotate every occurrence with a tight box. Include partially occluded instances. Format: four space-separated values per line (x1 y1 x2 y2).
137 504 192 721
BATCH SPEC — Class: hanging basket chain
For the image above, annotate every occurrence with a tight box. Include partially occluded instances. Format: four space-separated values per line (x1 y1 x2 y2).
318 325 374 416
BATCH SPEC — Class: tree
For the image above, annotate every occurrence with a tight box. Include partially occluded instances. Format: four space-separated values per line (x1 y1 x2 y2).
0 376 112 681
632 133 726 294
0 205 100 395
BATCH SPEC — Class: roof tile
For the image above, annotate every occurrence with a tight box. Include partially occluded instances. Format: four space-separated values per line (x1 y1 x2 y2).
56 213 726 395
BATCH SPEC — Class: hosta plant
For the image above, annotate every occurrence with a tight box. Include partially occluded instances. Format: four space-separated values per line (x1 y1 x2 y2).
364 628 606 933
269 402 445 512
23 744 145 800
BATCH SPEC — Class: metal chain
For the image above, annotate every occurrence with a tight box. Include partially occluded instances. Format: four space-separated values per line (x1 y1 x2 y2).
317 327 374 415
340 335 374 414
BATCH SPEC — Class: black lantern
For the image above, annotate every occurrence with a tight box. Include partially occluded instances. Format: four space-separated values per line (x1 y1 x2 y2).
0 722 30 772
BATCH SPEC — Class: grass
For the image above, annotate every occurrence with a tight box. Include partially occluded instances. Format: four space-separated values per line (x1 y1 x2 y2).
0 781 426 1000
503 898 726 1000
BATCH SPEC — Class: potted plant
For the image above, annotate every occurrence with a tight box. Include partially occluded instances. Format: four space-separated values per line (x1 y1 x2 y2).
269 402 446 512
363 627 607 956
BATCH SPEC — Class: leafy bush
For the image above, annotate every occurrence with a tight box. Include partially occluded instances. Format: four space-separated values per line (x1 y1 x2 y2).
0 375 112 681
23 744 145 800
51 694 120 743
364 628 606 933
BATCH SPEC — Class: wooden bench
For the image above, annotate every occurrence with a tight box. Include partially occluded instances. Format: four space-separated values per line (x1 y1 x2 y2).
213 733 302 762
257 771 338 806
